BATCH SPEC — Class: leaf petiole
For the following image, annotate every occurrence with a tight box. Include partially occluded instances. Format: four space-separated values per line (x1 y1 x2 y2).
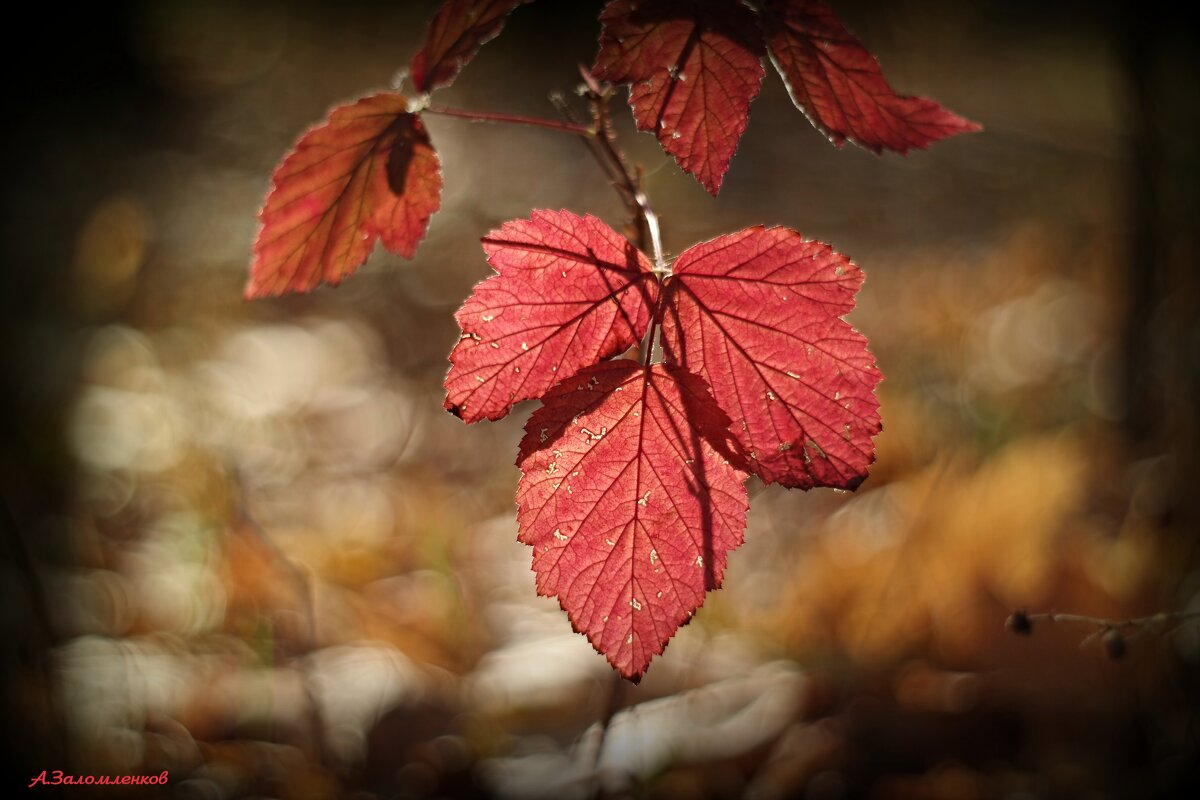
423 105 595 136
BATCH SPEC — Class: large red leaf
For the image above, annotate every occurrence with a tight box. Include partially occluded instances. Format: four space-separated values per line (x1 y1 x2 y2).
248 94 441 298
444 210 659 423
410 0 528 94
760 0 979 153
661 226 881 489
516 360 748 681
593 0 765 195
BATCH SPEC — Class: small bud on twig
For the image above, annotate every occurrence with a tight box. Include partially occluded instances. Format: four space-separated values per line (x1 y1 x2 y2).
1102 628 1127 660
1006 607 1200 660
1005 609 1033 635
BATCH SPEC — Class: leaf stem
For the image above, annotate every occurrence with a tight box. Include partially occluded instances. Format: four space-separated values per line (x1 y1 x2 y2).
643 195 666 275
583 81 667 274
441 78 669 366
640 317 661 367
424 105 595 136
561 71 669 365
549 91 631 203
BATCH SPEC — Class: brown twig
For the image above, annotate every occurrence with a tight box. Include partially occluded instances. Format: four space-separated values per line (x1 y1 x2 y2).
426 88 665 277
578 70 666 275
1006 607 1200 659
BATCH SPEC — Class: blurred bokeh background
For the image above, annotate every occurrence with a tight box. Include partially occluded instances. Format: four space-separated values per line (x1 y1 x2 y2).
2 1 1199 797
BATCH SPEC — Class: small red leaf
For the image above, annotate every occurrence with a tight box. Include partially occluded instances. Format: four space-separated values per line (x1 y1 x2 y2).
444 210 659 423
248 94 441 298
661 226 881 489
760 0 980 153
516 360 748 681
593 0 765 195
410 0 528 94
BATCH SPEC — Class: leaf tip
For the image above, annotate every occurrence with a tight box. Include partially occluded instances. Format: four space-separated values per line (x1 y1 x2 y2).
956 116 984 137
243 265 279 300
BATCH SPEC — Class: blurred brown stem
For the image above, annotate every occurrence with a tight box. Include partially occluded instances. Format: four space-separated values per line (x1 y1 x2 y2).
230 473 330 767
589 671 626 799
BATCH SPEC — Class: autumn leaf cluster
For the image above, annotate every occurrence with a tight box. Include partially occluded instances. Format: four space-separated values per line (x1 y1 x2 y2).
246 0 977 679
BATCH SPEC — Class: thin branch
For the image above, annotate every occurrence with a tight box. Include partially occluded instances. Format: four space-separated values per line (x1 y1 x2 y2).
549 89 649 257
1023 610 1200 630
1007 607 1200 660
424 105 595 136
581 78 667 275
440 72 667 280
550 74 668 366
549 91 632 212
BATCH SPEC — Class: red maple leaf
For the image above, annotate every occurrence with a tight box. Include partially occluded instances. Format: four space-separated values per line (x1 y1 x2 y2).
660 225 881 489
593 0 765 195
444 211 660 423
247 94 441 298
516 360 749 681
410 0 529 94
759 0 980 153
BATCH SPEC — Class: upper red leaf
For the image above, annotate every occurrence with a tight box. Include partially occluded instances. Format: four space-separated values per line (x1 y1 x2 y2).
248 93 441 298
516 360 748 681
661 226 882 489
444 210 659 423
760 0 980 153
593 0 765 195
410 0 528 94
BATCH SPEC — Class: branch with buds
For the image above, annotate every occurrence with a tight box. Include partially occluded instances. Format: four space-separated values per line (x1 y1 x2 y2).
1006 608 1200 660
